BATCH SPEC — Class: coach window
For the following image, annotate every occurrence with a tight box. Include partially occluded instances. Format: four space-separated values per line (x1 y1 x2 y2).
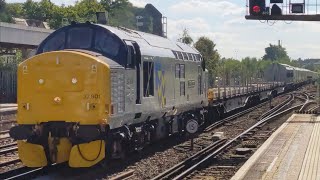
42 31 65 52
68 27 93 49
143 61 154 97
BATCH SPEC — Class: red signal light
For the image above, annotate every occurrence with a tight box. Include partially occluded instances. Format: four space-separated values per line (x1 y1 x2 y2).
253 5 261 13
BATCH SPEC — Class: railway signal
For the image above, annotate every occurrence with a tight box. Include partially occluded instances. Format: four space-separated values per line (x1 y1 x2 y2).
249 0 266 16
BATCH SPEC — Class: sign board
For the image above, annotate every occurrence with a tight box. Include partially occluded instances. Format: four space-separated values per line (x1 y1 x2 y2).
186 120 198 134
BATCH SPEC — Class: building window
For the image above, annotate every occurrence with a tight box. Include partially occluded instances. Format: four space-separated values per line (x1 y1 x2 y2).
143 61 154 97
180 81 185 96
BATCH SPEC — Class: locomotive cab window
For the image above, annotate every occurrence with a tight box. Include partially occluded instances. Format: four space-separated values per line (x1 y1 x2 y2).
126 44 136 68
95 28 121 57
42 31 65 52
175 64 180 78
180 64 185 79
143 61 154 97
37 24 127 67
180 82 185 96
67 27 93 49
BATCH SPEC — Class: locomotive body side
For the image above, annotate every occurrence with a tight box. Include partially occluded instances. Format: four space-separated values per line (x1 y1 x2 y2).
10 23 208 168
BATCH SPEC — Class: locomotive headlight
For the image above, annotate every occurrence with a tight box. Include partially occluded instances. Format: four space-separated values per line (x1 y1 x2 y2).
71 78 78 84
54 97 62 103
38 79 44 84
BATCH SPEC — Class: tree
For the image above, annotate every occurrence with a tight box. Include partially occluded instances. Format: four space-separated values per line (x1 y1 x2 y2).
0 0 5 11
23 0 42 20
0 0 14 23
6 3 24 18
194 36 220 87
101 0 130 15
223 58 241 86
178 28 193 45
263 44 290 62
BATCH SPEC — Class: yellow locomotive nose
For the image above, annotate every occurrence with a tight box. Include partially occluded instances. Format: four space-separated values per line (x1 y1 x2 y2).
11 50 111 167
17 50 110 125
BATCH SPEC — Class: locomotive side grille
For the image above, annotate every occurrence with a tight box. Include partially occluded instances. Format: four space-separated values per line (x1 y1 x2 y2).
111 70 125 114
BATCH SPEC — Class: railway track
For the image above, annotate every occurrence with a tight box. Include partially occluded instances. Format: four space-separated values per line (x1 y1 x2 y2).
152 93 303 180
0 130 9 135
0 144 18 155
0 88 314 180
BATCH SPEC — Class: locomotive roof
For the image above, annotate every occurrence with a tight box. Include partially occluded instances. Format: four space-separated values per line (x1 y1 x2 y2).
279 63 315 73
97 24 201 57
37 22 201 60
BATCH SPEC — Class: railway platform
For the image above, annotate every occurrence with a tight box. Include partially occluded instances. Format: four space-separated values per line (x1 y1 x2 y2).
232 114 320 180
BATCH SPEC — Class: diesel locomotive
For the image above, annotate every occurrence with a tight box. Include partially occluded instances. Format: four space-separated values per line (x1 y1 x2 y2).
10 22 208 167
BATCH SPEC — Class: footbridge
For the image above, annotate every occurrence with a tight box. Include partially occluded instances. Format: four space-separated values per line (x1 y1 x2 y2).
0 22 53 49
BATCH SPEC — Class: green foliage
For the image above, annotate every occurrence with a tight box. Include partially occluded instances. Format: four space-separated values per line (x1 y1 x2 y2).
6 3 24 18
23 0 42 20
194 36 220 87
178 28 193 45
0 0 14 23
0 0 148 31
263 44 290 62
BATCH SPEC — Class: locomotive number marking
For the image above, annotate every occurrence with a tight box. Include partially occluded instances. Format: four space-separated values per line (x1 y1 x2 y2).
83 94 101 99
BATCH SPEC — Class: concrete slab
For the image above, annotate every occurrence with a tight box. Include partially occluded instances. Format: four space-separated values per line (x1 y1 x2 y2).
231 114 319 180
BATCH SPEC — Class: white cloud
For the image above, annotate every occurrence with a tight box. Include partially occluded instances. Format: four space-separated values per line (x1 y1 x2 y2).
129 0 148 7
168 0 244 17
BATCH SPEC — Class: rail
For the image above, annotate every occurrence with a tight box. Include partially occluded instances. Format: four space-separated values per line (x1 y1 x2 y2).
153 93 303 180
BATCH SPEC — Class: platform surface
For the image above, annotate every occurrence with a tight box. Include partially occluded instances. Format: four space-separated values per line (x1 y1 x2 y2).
232 114 320 180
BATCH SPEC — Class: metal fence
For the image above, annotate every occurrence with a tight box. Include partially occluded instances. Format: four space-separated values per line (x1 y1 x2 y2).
0 56 17 103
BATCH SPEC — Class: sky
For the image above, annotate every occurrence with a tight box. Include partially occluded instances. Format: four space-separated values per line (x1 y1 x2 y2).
6 0 320 60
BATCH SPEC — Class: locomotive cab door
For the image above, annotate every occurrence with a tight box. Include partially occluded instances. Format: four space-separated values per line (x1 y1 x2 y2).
126 41 141 99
